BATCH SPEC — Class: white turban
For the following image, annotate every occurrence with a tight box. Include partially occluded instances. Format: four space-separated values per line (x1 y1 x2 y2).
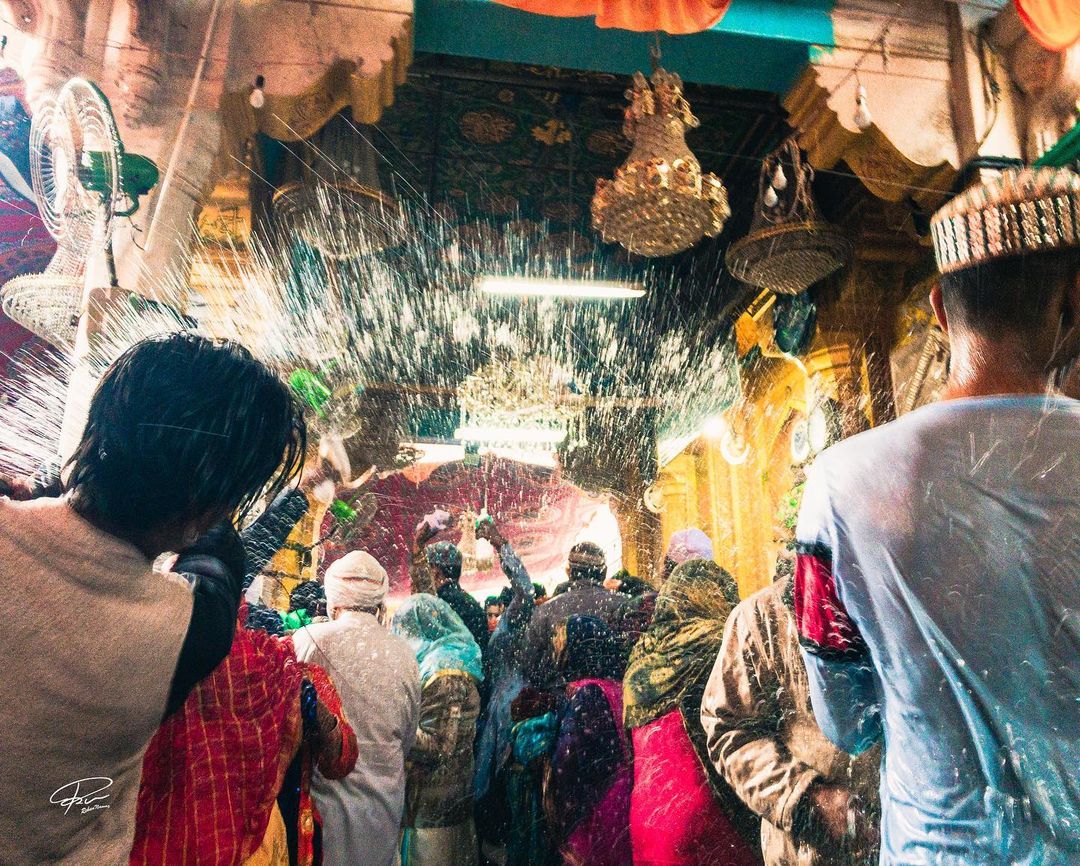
665 529 714 566
324 551 389 616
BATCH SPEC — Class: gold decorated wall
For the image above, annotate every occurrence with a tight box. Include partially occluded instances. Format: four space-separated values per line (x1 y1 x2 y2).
655 350 813 599
655 211 925 600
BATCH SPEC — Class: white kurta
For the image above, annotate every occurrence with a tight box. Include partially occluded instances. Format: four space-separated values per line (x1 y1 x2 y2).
797 395 1080 864
293 610 421 866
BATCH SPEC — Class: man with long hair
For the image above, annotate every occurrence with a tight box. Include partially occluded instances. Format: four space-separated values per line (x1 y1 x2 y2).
0 333 306 866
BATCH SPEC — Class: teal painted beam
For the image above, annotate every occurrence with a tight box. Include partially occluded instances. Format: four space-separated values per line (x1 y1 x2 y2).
415 0 834 94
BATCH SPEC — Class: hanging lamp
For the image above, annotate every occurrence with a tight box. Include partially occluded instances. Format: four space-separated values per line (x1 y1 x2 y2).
725 139 851 295
272 112 403 258
591 41 729 258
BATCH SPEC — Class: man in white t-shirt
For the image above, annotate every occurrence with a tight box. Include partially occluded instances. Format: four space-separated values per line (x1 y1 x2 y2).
794 167 1080 865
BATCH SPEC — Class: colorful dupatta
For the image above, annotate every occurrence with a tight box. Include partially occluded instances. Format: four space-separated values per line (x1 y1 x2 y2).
133 619 357 866
546 615 632 864
391 593 484 685
132 623 305 866
623 559 740 730
549 677 632 866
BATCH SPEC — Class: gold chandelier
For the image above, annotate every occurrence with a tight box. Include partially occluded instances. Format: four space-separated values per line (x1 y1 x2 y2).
455 357 584 450
592 65 730 258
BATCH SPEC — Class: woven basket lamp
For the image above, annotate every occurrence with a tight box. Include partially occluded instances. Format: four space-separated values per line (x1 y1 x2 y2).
725 139 851 295
271 113 403 258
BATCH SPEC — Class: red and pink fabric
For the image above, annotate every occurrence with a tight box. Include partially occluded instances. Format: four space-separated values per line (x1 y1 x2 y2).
491 0 732 35
1015 0 1080 52
321 457 617 597
132 623 358 866
793 541 868 661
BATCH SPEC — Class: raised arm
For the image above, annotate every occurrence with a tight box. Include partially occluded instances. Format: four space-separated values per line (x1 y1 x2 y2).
241 487 309 586
478 518 535 639
409 515 444 596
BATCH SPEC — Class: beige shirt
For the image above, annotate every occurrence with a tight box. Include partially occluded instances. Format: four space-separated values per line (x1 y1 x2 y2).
0 497 193 866
701 578 879 866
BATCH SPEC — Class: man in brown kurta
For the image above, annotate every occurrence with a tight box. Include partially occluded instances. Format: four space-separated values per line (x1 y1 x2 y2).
700 576 880 866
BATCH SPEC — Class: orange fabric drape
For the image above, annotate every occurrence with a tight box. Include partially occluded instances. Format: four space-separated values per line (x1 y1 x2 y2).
492 0 732 35
1015 0 1080 52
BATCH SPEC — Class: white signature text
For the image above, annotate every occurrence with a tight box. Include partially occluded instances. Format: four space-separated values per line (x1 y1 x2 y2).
50 777 113 815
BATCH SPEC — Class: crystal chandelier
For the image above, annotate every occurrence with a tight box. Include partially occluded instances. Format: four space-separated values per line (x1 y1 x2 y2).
592 62 730 258
455 357 584 451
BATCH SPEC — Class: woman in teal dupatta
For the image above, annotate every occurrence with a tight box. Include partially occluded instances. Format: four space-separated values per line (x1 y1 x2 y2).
391 594 484 866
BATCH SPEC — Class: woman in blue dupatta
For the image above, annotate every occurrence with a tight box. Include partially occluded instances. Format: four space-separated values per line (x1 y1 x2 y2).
391 593 484 866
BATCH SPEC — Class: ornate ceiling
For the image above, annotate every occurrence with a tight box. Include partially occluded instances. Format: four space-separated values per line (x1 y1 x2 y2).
229 52 797 474
256 52 791 319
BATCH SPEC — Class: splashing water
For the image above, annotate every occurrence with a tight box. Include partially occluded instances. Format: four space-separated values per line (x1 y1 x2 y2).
2 154 744 488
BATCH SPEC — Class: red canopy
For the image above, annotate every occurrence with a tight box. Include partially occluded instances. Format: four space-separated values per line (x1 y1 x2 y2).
491 0 731 35
1015 0 1080 52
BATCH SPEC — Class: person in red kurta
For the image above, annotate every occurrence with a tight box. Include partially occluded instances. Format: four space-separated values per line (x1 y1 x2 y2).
130 611 357 866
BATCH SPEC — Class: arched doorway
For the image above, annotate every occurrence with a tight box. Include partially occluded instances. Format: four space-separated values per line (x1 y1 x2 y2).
320 454 623 600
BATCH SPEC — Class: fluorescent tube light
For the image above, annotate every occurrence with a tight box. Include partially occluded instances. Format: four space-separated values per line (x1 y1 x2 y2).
454 425 568 445
477 276 645 299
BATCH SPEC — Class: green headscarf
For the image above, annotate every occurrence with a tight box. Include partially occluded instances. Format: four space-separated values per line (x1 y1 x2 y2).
623 559 741 729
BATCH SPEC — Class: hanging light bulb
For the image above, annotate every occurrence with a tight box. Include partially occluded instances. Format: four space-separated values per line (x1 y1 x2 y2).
249 74 266 110
763 184 779 208
854 84 873 131
771 162 787 191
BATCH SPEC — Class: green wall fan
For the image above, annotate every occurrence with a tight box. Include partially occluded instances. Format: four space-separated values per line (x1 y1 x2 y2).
0 78 159 348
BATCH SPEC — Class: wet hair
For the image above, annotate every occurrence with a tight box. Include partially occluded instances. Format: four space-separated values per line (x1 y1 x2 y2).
532 582 547 600
289 580 325 617
426 541 463 583
67 333 306 534
245 603 285 637
485 595 502 610
939 250 1080 338
568 541 606 583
